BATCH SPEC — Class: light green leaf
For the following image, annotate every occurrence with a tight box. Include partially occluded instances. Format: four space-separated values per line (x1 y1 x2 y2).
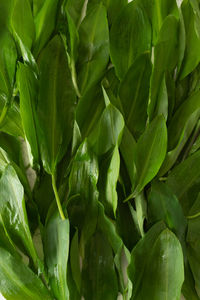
110 1 151 79
0 247 52 300
33 0 59 57
0 165 38 268
17 63 39 164
44 211 70 300
11 0 35 49
37 35 76 174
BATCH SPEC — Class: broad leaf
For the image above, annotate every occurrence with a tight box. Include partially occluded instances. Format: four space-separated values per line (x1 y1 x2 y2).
11 0 35 49
0 247 52 300
44 211 70 300
17 63 39 164
148 15 179 120
0 165 38 268
148 181 187 246
37 35 76 174
119 52 152 139
166 150 200 214
110 1 151 79
179 0 200 79
77 3 109 94
128 223 184 300
33 0 59 57
131 115 167 197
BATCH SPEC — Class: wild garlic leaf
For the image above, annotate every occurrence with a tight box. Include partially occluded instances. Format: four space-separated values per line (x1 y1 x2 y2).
0 165 39 268
110 1 151 80
132 115 167 197
37 35 76 175
128 223 184 300
119 52 152 139
179 0 200 79
11 0 35 49
77 3 109 95
166 150 200 214
148 181 187 246
33 0 59 57
17 63 39 164
0 247 52 300
44 211 70 300
148 15 179 121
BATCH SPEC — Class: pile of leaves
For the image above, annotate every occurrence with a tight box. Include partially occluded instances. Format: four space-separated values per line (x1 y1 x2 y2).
1 0 200 299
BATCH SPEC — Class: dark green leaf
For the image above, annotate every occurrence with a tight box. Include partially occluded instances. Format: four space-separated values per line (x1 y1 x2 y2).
128 223 184 300
77 3 109 94
119 53 152 139
166 150 200 214
132 115 167 197
148 15 179 120
148 181 187 245
110 1 151 80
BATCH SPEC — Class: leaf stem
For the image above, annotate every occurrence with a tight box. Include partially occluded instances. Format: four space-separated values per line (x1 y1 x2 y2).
51 174 65 220
0 103 8 125
187 212 200 220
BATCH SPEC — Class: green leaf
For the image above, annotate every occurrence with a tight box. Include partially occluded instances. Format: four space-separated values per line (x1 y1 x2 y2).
120 126 137 186
0 96 24 137
76 84 105 138
148 15 179 120
0 165 38 268
44 211 70 300
119 52 152 139
128 223 184 300
166 150 200 214
0 29 17 98
37 35 76 174
148 181 187 246
132 115 167 197
11 0 35 49
65 0 88 28
17 63 39 164
0 247 52 300
81 230 119 300
98 146 120 216
110 1 151 80
33 0 59 57
187 215 200 297
89 90 124 156
77 3 109 94
179 0 200 79
67 140 99 241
